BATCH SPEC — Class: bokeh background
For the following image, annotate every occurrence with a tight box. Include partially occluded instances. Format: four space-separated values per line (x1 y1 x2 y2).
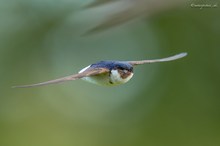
0 0 220 146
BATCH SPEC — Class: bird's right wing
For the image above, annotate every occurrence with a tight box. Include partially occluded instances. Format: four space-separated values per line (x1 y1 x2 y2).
12 67 109 88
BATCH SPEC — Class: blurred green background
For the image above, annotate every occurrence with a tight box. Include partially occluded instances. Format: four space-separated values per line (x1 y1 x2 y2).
0 0 220 146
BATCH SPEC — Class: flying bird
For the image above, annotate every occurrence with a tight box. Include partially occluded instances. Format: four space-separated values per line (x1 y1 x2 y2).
12 52 187 88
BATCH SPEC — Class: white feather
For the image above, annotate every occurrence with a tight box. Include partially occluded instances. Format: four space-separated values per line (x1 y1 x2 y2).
110 70 133 85
78 65 91 73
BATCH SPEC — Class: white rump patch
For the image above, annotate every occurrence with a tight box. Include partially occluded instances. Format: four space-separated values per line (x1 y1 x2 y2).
78 65 91 73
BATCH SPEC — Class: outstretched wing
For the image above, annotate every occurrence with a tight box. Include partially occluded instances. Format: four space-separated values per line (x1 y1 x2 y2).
12 67 109 88
127 52 187 66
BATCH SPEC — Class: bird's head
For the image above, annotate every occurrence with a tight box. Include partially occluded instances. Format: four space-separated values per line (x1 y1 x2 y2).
113 62 133 78
108 62 133 85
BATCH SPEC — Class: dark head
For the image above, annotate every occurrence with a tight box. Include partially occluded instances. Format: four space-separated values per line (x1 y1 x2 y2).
91 61 133 71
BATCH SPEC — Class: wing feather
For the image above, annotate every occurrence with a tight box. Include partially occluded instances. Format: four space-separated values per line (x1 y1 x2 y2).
12 67 109 88
128 52 187 66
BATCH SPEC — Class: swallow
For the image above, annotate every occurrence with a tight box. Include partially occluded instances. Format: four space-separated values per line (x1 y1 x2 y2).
12 52 187 88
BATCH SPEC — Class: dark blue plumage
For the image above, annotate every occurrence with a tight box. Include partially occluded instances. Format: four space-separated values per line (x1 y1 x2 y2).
90 61 133 72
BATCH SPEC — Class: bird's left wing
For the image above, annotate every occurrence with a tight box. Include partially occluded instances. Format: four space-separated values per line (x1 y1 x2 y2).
12 67 109 88
127 52 187 66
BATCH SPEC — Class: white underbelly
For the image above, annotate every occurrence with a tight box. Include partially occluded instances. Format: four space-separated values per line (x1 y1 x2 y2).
79 65 112 86
110 70 133 85
81 74 113 86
